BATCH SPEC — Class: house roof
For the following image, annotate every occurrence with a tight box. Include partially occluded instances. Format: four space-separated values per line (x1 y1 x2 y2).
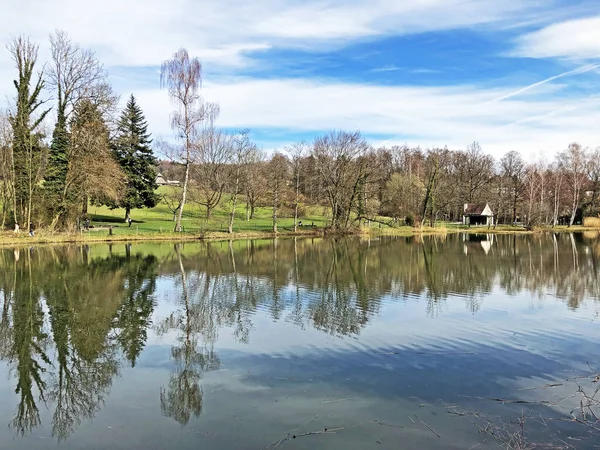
464 203 491 216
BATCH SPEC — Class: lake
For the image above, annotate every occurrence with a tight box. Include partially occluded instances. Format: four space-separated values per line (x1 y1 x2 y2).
0 233 599 449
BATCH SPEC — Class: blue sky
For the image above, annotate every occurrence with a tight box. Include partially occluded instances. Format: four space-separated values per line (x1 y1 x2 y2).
1 0 600 158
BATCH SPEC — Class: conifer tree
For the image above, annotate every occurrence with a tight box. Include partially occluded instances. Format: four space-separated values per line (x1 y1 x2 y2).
7 37 50 228
111 95 159 219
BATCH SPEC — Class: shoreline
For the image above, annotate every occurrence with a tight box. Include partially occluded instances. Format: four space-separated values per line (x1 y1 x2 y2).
0 224 598 247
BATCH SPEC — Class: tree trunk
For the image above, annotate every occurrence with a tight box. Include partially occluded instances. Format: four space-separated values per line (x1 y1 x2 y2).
272 180 278 233
569 186 578 227
125 207 131 220
175 160 190 232
228 170 240 234
293 178 299 233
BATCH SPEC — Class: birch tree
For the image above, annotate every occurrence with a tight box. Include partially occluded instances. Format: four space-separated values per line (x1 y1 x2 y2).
161 48 204 232
558 143 588 226
287 141 309 232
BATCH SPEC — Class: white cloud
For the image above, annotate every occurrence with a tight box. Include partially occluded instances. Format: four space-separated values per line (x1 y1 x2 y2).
136 75 600 160
0 0 551 68
1 0 598 162
513 15 600 59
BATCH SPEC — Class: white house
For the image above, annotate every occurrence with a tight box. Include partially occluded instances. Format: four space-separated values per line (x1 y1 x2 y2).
462 203 494 226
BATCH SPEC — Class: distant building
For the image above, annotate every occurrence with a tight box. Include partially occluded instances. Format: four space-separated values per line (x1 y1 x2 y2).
462 203 494 226
156 173 181 187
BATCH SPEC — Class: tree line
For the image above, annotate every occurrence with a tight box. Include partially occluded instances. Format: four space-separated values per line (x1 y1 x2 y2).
159 48 600 232
2 38 599 232
0 32 159 231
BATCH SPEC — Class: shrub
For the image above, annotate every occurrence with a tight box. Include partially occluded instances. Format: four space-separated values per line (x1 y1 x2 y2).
405 215 415 227
583 217 600 228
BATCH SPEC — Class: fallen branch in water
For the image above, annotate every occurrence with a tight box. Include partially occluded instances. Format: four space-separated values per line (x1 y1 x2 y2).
517 383 563 392
414 414 440 438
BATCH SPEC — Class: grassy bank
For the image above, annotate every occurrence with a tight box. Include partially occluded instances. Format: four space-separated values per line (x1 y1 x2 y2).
2 221 598 247
1 187 598 246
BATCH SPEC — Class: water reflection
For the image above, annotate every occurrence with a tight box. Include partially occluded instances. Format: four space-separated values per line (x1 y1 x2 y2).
0 232 598 442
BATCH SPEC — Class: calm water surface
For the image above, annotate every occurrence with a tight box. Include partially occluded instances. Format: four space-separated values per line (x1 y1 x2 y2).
0 234 599 449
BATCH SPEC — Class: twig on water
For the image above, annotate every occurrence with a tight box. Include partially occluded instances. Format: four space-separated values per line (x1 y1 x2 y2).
321 397 352 404
517 383 563 392
414 415 440 438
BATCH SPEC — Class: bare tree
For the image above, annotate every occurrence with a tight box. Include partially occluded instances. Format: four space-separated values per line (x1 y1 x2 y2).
161 48 204 232
421 149 450 227
47 30 104 120
558 143 588 226
312 130 370 229
191 103 231 219
500 150 525 224
585 147 600 217
244 150 266 221
268 153 290 233
549 161 564 227
286 141 309 232
523 164 541 228
227 130 254 233
454 142 494 204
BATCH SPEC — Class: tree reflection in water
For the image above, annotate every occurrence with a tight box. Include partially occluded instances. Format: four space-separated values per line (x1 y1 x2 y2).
157 244 220 425
0 232 598 438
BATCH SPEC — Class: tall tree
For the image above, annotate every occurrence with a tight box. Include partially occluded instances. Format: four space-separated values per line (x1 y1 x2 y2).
44 31 105 226
161 48 204 232
585 147 600 217
500 150 525 224
312 130 370 229
454 142 494 205
7 36 50 228
111 95 159 219
0 113 14 229
190 104 231 220
226 130 254 234
287 141 309 232
268 153 290 233
59 100 124 226
559 143 588 226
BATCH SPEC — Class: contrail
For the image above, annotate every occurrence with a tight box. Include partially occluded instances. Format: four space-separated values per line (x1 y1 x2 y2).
487 63 600 103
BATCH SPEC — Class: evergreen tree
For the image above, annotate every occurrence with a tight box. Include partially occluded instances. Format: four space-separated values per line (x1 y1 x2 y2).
8 37 50 228
111 95 159 218
44 111 70 227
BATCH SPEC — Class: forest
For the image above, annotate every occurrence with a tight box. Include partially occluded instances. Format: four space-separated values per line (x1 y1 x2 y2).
1 32 599 234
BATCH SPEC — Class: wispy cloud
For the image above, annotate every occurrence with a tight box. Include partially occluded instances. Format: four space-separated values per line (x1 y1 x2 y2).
486 63 600 103
0 0 553 68
0 0 598 160
371 65 401 72
134 76 600 158
512 15 600 59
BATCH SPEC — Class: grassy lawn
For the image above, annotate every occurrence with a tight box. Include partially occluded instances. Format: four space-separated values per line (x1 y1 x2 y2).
86 187 331 236
0 186 598 245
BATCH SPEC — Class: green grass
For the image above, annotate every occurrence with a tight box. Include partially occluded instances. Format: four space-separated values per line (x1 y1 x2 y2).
86 186 330 236
1 186 598 246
